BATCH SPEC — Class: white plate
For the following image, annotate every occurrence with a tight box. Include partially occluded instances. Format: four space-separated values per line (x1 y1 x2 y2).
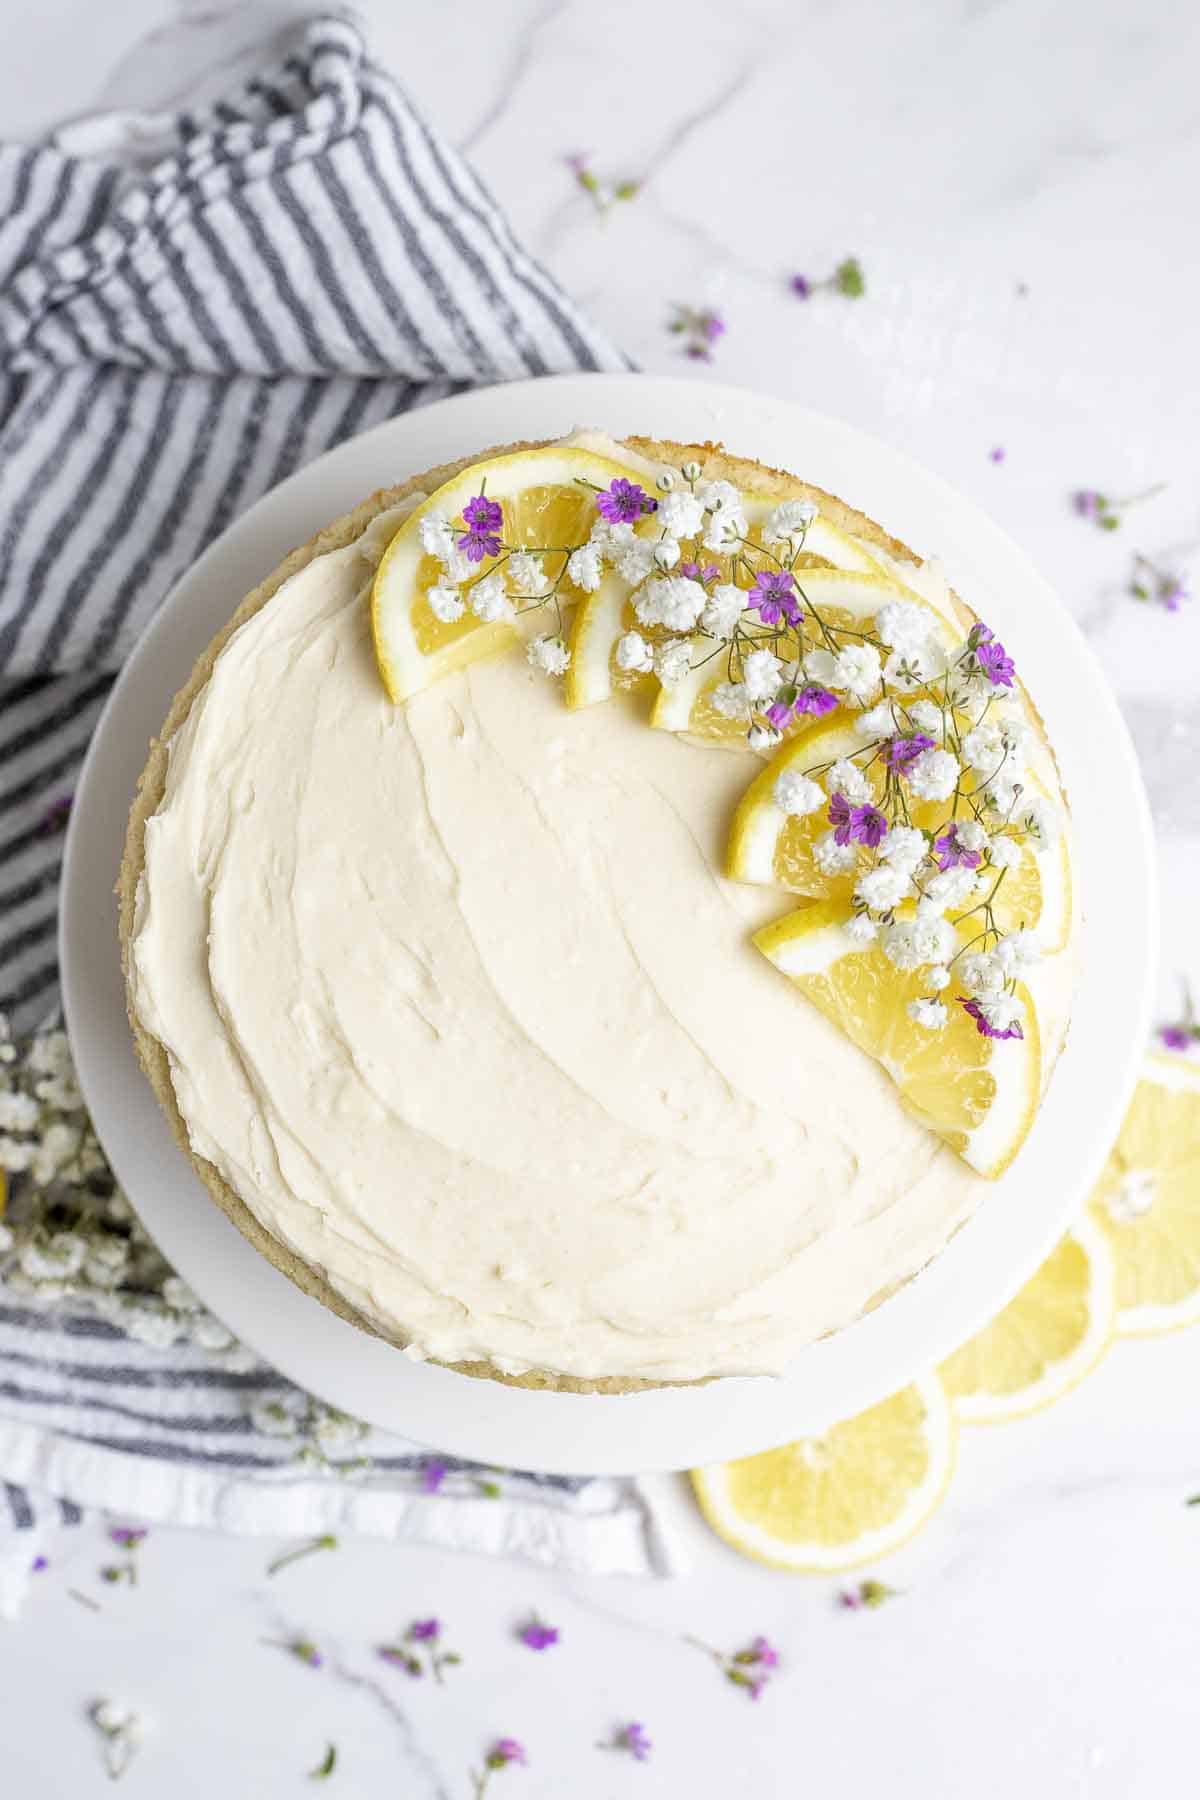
61 373 1155 1475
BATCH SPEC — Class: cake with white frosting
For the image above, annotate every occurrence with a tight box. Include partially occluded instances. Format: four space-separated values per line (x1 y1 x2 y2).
121 433 1075 1390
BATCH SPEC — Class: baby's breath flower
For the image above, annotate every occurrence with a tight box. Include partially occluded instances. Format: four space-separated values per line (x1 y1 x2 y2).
654 640 693 688
958 951 1005 998
907 699 943 735
906 747 960 802
653 537 681 571
856 700 895 738
994 929 1041 973
700 583 746 640
527 635 571 677
747 723 783 752
826 758 871 803
875 600 933 655
426 583 464 624
987 834 1022 870
924 965 951 992
855 866 912 912
1020 796 1059 850
507 552 549 598
925 865 978 909
711 681 751 721
814 832 858 876
419 512 455 559
616 539 657 585
566 543 602 591
615 630 654 674
657 489 705 539
469 573 512 624
878 826 927 873
845 913 879 944
742 649 783 703
774 771 824 817
762 499 818 545
908 999 948 1031
831 643 882 699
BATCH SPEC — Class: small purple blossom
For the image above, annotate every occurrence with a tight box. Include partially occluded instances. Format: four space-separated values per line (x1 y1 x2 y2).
1132 553 1191 614
764 699 794 730
410 1618 441 1642
379 1645 423 1676
1161 1024 1194 1053
108 1527 148 1549
1073 489 1103 520
829 796 888 849
748 568 801 627
975 629 1015 687
795 684 838 717
457 493 504 562
933 823 982 871
518 1618 559 1651
990 446 1006 464
670 305 726 361
679 560 720 583
611 1722 653 1762
40 793 73 835
789 273 812 298
883 731 935 772
959 997 1024 1041
746 1635 780 1670
421 1458 448 1494
31 1555 48 1572
273 1637 323 1669
486 1738 527 1770
595 477 656 525
839 1579 898 1611
829 793 854 845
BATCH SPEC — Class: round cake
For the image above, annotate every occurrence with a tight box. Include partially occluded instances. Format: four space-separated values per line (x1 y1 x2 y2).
120 432 1076 1391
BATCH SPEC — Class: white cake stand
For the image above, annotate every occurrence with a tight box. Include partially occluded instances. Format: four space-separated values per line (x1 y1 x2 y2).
60 374 1155 1475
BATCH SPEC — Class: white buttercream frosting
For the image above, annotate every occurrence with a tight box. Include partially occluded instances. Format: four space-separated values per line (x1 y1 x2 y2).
129 446 1067 1383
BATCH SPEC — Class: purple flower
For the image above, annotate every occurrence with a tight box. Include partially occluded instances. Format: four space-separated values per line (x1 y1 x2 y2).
883 732 935 772
748 1635 780 1670
422 1458 448 1494
379 1645 423 1676
486 1738 528 1770
990 446 1006 463
518 1618 559 1651
679 560 720 583
933 823 982 871
31 1555 48 1573
790 273 812 298
287 1638 324 1669
616 1722 653 1761
975 631 1015 687
829 793 855 846
1160 1024 1194 1053
749 568 801 627
565 151 589 175
457 493 504 563
410 1618 441 1642
1163 577 1190 612
959 998 1024 1041
108 1527 148 1549
703 313 726 344
851 803 888 848
764 699 794 730
40 793 73 835
1073 489 1102 519
795 684 838 717
596 478 656 525
839 1579 897 1610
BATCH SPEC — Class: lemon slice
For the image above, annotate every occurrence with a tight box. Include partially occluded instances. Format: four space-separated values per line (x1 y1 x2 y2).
1090 1053 1200 1335
650 569 953 744
371 447 650 703
939 1215 1115 1421
728 726 1069 950
691 1375 955 1572
754 900 1041 1175
564 513 884 713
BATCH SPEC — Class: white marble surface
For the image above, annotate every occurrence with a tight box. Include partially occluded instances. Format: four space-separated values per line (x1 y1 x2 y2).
4 0 1200 1793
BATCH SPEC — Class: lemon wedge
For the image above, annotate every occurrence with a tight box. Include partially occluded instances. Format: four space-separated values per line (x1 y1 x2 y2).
691 1375 955 1572
939 1215 1115 1421
728 723 1071 951
371 446 650 703
753 899 1041 1175
1090 1053 1200 1334
650 569 952 744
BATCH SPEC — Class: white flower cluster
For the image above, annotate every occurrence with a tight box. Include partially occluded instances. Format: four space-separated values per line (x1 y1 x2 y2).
419 509 572 670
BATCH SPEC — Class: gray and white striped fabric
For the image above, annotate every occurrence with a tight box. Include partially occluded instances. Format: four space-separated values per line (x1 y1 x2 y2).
0 18 676 1607
0 11 627 1025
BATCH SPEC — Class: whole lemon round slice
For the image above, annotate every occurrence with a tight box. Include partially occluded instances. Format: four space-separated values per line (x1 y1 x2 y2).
939 1213 1115 1422
371 446 652 703
1090 1052 1200 1335
754 899 1041 1177
691 1375 955 1572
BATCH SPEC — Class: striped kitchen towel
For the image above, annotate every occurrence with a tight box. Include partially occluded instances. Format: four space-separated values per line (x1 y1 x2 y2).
0 17 679 1614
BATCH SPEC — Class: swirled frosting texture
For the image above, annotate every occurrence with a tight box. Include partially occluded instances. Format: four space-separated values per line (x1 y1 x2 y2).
130 504 993 1382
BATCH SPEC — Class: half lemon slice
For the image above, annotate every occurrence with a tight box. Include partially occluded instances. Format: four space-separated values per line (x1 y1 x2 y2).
753 899 1041 1176
691 1375 955 1572
371 447 650 703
